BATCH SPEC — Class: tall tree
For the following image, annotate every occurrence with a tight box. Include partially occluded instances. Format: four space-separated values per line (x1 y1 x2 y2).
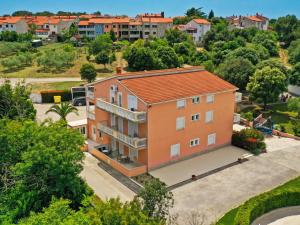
95 51 110 68
46 102 79 122
0 81 36 120
185 7 207 18
247 67 287 110
109 29 117 42
80 63 97 83
88 34 113 56
208 10 215 19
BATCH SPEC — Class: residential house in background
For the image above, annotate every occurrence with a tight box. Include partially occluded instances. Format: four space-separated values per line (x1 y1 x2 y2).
86 67 241 177
176 18 211 43
227 13 269 30
0 17 28 33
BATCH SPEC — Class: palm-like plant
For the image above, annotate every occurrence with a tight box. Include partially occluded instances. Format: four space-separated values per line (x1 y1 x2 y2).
46 102 79 121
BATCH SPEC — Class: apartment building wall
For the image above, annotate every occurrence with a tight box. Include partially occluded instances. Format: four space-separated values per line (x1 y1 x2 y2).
0 19 28 33
146 91 235 169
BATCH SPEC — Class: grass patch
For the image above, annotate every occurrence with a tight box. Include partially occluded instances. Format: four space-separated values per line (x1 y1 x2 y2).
0 43 126 78
216 176 300 225
30 81 84 92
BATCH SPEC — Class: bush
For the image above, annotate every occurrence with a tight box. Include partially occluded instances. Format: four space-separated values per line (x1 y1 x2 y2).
232 128 265 155
241 111 254 121
40 90 72 103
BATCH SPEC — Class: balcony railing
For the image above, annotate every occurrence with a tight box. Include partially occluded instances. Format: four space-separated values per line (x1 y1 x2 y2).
234 113 241 124
235 92 242 103
97 98 146 122
99 123 147 149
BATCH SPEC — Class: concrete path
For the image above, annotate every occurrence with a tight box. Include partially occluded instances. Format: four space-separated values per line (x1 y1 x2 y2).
170 143 300 225
150 146 249 186
80 153 135 202
252 206 300 225
0 77 83 85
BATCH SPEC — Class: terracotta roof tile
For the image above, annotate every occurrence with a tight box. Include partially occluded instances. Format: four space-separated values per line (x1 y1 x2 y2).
193 18 210 25
119 68 237 104
141 17 173 23
245 16 264 22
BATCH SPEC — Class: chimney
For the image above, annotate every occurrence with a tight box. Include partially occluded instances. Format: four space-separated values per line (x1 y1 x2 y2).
116 66 123 75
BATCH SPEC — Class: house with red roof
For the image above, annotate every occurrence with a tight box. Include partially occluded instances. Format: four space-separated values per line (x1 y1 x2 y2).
86 67 241 177
227 13 269 30
179 18 211 43
0 17 28 33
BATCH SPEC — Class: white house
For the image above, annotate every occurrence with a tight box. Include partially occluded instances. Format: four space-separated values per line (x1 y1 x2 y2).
181 18 211 43
0 17 28 33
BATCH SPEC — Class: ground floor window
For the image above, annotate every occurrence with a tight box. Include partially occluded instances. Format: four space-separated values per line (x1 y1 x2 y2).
208 133 216 146
170 143 180 157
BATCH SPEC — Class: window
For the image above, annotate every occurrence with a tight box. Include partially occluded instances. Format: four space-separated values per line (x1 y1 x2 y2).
152 25 158 28
208 133 216 145
192 96 200 104
170 144 180 157
191 113 200 121
177 99 186 108
190 138 200 147
176 117 185 130
145 31 150 35
206 94 214 103
205 111 214 123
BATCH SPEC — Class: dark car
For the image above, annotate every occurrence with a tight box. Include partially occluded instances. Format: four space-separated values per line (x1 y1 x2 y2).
72 97 86 106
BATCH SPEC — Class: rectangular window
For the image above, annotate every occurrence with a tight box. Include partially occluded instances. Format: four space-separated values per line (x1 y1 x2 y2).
208 133 216 145
192 96 200 104
177 99 186 108
176 117 185 130
205 111 214 123
170 144 180 157
191 113 200 121
206 94 214 103
190 138 200 147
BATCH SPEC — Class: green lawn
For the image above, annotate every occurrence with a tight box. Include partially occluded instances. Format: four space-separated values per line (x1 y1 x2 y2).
0 43 126 78
216 176 300 225
30 81 84 92
241 103 298 135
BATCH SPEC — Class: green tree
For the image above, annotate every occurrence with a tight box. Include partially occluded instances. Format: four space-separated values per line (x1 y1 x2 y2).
138 178 174 222
95 51 110 68
274 15 300 47
247 67 287 110
289 62 300 86
226 47 260 65
256 59 288 75
109 29 117 42
288 39 300 64
217 58 255 90
0 81 36 120
287 98 300 118
164 28 193 46
46 102 79 122
80 63 97 83
208 10 215 19
88 33 113 56
157 46 181 68
185 7 207 18
12 10 33 16
0 120 90 223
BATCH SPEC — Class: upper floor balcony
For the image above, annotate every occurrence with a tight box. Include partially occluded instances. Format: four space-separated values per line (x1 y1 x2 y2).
98 123 147 149
87 86 94 100
235 92 242 103
96 98 146 123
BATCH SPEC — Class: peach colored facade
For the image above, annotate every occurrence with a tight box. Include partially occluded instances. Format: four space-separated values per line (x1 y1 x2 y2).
86 67 239 177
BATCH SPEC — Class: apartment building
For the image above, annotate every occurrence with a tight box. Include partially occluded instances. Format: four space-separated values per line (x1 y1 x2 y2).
139 17 173 39
86 67 241 177
0 17 28 33
177 18 211 43
227 13 269 30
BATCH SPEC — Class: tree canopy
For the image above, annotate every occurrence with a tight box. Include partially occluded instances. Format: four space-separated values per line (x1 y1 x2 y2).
80 63 97 83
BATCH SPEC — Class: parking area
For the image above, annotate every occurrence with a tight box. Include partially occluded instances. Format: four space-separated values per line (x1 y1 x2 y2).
34 103 86 122
150 146 249 186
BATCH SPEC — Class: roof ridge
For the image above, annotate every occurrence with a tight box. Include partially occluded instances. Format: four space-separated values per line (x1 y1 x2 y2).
117 68 205 80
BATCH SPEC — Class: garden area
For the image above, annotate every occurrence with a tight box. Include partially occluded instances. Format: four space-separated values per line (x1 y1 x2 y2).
216 176 300 225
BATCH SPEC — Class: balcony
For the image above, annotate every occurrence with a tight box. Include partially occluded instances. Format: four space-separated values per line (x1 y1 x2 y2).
87 86 94 100
99 123 147 149
97 98 146 122
87 105 95 120
234 113 241 124
235 92 242 103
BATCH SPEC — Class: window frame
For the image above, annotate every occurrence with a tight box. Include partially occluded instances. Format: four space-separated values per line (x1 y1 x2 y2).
191 113 200 121
190 138 200 147
207 133 216 146
176 99 186 109
206 94 214 103
205 110 214 123
176 116 185 130
192 96 201 104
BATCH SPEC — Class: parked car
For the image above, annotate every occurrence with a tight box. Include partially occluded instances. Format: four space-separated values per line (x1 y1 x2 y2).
72 97 86 106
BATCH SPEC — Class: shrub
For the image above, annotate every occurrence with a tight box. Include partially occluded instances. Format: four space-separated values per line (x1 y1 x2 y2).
241 111 254 121
232 128 265 155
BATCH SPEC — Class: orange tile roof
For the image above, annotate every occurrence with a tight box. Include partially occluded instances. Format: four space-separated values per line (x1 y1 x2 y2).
78 20 90 26
245 16 264 22
193 18 210 25
141 17 173 23
118 67 237 104
0 17 23 24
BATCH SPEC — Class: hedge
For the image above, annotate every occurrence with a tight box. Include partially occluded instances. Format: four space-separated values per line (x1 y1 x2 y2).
40 90 72 103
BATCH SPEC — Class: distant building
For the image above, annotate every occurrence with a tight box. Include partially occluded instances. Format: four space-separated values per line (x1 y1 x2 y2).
0 17 28 33
177 18 211 43
86 67 241 177
227 13 269 30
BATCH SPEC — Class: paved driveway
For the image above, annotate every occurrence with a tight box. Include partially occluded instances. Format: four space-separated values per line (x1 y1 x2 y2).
81 153 135 202
34 103 86 123
150 146 249 186
170 139 300 225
